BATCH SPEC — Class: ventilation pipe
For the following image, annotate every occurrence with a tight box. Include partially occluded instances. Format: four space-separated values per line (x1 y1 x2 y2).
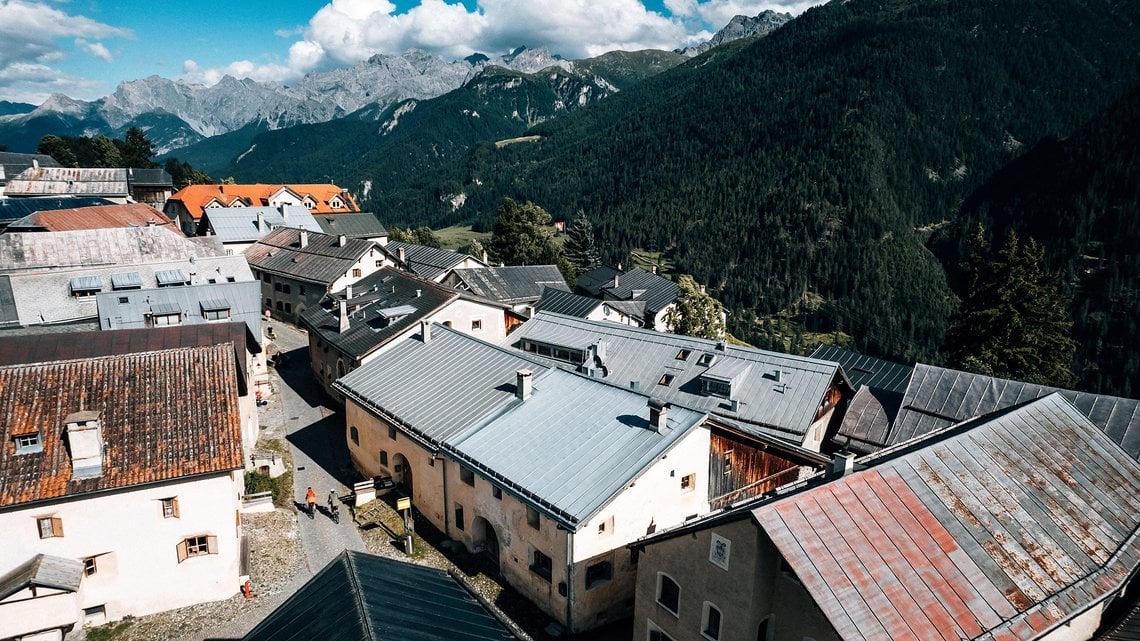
420 320 431 344
516 369 533 400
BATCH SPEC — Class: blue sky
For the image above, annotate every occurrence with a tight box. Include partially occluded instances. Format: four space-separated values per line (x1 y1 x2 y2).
0 0 820 104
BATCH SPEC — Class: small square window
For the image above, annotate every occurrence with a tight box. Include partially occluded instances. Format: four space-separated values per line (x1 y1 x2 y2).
380 451 388 466
118 296 129 304
699 353 715 366
659 373 675 386
471 319 482 331
185 536 210 556
586 560 612 589
676 349 690 360
37 516 63 539
530 549 552 581
83 557 97 576
161 497 180 519
350 426 359 445
526 506 540 530
680 474 695 491
14 433 42 454
460 467 475 487
352 268 362 278
389 426 397 440
492 486 502 500
376 260 383 267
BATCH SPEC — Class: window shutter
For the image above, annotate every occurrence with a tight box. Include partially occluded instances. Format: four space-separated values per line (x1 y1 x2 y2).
51 516 63 537
207 535 218 555
172 497 180 518
176 539 189 563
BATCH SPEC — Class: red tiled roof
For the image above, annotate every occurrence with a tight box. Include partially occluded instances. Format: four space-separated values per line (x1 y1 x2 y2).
0 345 244 508
168 183 359 219
12 203 180 234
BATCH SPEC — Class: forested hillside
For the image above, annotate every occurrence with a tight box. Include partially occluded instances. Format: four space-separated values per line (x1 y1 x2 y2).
366 0 1139 379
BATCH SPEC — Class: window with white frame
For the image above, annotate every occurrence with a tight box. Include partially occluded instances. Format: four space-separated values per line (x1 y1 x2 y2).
83 557 98 576
656 573 680 616
701 603 722 640
13 432 42 454
648 620 675 641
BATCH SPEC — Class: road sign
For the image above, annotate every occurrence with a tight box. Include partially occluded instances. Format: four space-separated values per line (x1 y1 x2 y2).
397 497 411 511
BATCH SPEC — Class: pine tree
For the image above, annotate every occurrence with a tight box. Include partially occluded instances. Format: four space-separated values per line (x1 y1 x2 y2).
488 198 572 279
563 211 601 276
119 126 156 168
944 226 1077 386
665 275 727 340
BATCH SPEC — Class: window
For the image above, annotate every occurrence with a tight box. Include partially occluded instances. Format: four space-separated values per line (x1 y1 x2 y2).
262 273 271 283
526 506 540 530
37 516 63 539
757 618 771 641
676 349 691 360
698 353 715 366
380 451 388 466
118 296 130 304
14 432 42 454
530 549 552 581
648 621 676 641
176 535 218 562
275 301 283 311
701 603 722 640
460 467 475 486
658 373 675 386
375 260 383 267
586 560 612 589
703 379 731 398
352 268 362 278
388 426 397 440
226 276 236 283
350 426 359 445
203 308 231 321
284 303 292 314
282 284 292 294
471 318 482 331
492 486 502 500
723 451 733 475
454 504 465 530
274 282 283 292
680 473 695 491
266 298 272 309
299 285 306 296
630 547 640 567
597 515 614 535
656 574 680 616
153 312 181 326
83 557 97 576
161 497 180 519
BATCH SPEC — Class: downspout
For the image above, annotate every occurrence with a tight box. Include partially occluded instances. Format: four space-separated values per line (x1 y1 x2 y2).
565 529 574 633
441 454 450 535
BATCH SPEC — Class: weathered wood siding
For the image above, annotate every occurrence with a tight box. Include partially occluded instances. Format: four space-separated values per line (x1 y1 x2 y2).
709 432 802 509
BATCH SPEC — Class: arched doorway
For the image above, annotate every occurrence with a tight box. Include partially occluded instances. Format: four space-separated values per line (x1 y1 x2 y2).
472 516 500 573
392 453 412 496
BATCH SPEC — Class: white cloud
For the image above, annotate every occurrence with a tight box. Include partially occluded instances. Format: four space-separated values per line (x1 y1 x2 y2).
76 39 113 63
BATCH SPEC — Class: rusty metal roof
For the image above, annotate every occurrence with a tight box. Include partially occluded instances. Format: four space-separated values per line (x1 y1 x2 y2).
0 344 244 508
754 393 1140 640
5 167 129 197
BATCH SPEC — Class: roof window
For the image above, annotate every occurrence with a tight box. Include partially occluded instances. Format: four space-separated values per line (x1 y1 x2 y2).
69 276 101 298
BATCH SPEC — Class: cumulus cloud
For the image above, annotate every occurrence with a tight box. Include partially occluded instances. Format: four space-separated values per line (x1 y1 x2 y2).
76 39 113 63
188 0 823 87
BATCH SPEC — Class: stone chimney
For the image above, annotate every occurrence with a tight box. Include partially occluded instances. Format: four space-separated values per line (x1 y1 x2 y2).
613 274 620 288
828 451 856 478
65 411 104 480
345 285 353 300
398 247 406 263
257 211 264 232
32 159 39 170
299 230 309 248
516 369 533 400
420 320 431 344
338 234 347 247
648 398 668 432
338 299 349 333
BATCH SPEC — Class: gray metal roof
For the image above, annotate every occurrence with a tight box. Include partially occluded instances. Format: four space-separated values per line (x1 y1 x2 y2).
387 241 477 280
506 312 846 443
300 267 458 360
6 255 253 326
887 363 1140 459
244 227 379 285
0 276 16 328
602 267 679 315
0 152 61 186
241 550 519 641
155 269 190 286
0 226 225 274
534 286 605 317
755 392 1140 640
97 280 263 338
199 205 321 243
810 345 914 394
313 212 388 238
449 368 708 528
830 385 902 454
449 265 569 305
6 166 129 197
125 168 172 187
335 324 552 448
111 272 142 289
575 265 621 296
0 554 83 601
69 275 101 291
0 197 116 224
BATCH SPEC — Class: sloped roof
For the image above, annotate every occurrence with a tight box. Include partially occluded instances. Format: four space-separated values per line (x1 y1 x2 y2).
810 345 913 394
386 241 479 280
754 393 1140 640
0 197 116 224
831 385 902 454
244 227 377 285
5 203 180 234
299 267 457 360
507 312 847 443
241 550 519 641
885 364 1140 459
449 367 708 528
0 554 83 601
97 280 263 339
450 265 569 305
0 226 224 274
167 183 359 219
313 212 388 238
336 324 552 448
126 168 172 187
534 286 605 318
0 344 244 508
602 267 679 315
200 205 321 243
0 152 60 185
575 265 621 296
5 167 128 197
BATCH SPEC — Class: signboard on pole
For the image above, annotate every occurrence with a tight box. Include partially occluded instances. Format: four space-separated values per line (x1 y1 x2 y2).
397 497 411 511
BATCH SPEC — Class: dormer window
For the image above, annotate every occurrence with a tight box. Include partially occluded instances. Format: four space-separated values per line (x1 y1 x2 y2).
69 276 102 299
698 353 716 367
676 349 691 361
13 432 42 454
201 300 231 321
156 269 190 287
703 379 732 398
659 373 676 386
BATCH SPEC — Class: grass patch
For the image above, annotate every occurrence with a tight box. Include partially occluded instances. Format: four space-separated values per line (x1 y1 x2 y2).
85 619 135 641
435 225 490 250
245 470 294 508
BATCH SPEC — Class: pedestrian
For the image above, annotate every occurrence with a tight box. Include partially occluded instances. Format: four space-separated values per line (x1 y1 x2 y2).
305 486 316 518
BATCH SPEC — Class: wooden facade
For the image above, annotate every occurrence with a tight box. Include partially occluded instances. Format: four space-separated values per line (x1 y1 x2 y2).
708 430 809 509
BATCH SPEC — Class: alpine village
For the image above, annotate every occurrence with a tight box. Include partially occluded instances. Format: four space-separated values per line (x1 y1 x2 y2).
0 1 1138 640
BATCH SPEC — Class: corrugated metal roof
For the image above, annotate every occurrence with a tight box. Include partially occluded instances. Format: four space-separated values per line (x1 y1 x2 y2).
313 212 388 238
0 276 16 327
111 272 142 289
155 269 189 285
299 268 457 360
889 364 1140 460
449 368 707 528
534 287 606 318
244 227 377 284
602 267 679 315
387 241 476 280
0 226 224 274
98 281 262 339
830 385 902 454
200 205 321 243
336 324 552 447
0 152 62 187
575 265 621 296
507 312 844 443
0 344 244 508
810 345 914 394
149 301 180 315
6 167 129 197
450 265 569 304
754 393 1140 640
241 550 519 641
69 275 101 291
125 168 172 187
0 554 83 601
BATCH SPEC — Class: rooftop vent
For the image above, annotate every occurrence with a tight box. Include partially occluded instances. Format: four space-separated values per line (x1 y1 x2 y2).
420 320 431 344
299 230 309 248
648 398 668 432
338 234 347 247
65 411 104 480
338 299 349 333
516 369 533 400
398 247 406 263
828 451 856 478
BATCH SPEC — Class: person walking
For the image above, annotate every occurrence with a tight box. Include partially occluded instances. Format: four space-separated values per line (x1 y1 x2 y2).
328 489 340 523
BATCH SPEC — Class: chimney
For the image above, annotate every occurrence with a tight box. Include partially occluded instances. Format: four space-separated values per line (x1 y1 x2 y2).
716 339 727 352
420 320 431 344
629 380 640 392
65 411 104 480
33 159 39 169
345 285 353 300
516 369 533 400
829 451 856 478
482 250 489 264
338 299 349 333
398 247 406 263
415 289 421 298
257 211 264 232
338 234 347 247
648 398 668 432
772 369 782 383
651 265 657 275
147 219 156 227
299 230 309 248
